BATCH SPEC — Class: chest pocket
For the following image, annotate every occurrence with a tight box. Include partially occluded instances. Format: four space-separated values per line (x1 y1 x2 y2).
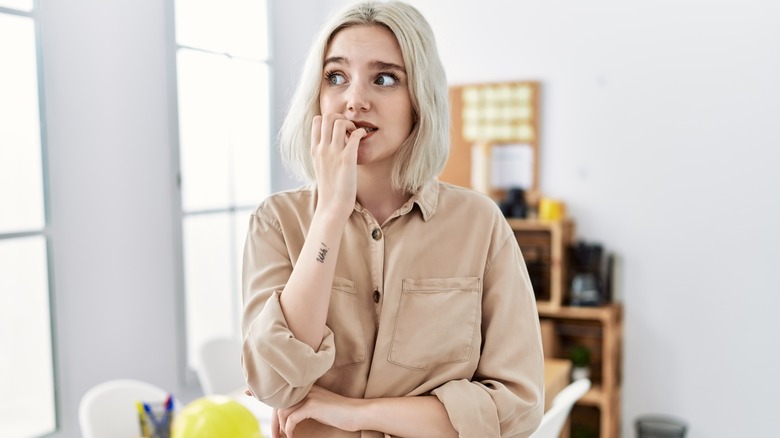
389 277 481 370
326 277 366 369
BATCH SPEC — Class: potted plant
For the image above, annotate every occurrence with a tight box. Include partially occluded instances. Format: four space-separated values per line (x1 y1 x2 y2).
569 345 591 380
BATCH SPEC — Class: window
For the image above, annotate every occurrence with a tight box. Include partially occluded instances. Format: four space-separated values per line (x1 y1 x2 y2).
0 1 57 437
171 0 271 376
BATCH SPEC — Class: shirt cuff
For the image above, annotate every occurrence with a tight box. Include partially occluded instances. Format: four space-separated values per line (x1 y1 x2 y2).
249 291 335 389
431 379 500 437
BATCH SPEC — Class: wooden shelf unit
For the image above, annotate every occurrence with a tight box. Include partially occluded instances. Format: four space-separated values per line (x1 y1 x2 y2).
509 220 622 438
507 218 574 311
538 303 622 438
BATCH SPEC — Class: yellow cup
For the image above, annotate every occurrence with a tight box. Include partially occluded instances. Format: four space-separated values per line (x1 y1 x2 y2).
538 198 566 221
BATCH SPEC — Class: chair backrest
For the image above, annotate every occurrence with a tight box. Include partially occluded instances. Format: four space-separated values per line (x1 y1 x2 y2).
196 337 246 395
530 378 592 438
79 378 172 438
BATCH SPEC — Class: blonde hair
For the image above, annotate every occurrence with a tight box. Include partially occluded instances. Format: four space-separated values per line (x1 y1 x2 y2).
279 1 449 193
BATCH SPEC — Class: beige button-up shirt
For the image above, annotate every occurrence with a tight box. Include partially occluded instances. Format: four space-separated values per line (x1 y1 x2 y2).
241 181 544 437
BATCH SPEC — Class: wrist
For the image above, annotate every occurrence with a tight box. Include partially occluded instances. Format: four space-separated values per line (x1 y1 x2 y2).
313 204 352 227
351 397 375 432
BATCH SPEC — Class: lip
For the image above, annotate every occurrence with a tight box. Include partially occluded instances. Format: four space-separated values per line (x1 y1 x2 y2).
351 120 378 133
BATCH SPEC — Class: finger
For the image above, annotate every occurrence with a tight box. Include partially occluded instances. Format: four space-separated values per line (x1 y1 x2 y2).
243 388 252 396
332 119 357 148
319 113 343 149
271 408 281 438
284 410 304 438
277 407 289 438
310 115 322 151
345 128 366 158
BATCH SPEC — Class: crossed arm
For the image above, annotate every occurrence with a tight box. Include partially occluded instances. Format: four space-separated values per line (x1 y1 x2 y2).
267 386 456 438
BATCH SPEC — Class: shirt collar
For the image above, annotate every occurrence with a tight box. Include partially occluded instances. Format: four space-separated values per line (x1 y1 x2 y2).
314 180 440 222
402 179 439 221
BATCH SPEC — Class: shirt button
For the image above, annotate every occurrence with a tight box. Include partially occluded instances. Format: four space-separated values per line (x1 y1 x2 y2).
371 228 382 240
373 290 381 303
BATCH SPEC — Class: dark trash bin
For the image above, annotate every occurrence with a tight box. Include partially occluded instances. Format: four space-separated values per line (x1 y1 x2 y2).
635 414 688 438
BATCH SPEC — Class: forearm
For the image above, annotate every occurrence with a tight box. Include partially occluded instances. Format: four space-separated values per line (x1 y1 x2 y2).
358 396 457 438
279 210 346 349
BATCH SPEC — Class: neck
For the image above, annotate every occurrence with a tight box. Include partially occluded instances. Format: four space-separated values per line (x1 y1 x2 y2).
356 166 410 225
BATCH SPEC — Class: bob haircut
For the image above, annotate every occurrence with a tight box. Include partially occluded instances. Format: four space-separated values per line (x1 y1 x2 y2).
279 1 449 194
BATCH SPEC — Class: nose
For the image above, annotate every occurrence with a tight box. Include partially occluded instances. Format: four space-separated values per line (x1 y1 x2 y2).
346 82 370 113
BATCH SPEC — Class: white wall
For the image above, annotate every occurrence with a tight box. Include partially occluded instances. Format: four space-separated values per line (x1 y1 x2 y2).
37 0 779 436
267 1 334 189
40 1 188 437
306 0 779 436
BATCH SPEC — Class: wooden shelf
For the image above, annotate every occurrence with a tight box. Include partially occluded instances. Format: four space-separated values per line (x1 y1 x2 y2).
507 218 574 310
579 386 602 406
578 385 608 407
506 218 567 230
539 304 622 438
538 303 622 322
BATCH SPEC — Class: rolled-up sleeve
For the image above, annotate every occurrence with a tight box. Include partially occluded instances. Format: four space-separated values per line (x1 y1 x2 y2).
432 230 544 437
241 212 336 408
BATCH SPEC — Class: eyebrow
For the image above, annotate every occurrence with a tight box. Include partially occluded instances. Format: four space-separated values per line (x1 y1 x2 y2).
323 56 406 74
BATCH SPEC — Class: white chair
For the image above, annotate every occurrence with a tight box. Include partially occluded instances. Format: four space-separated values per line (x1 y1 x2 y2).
530 378 591 438
196 337 247 395
79 378 173 438
196 337 274 435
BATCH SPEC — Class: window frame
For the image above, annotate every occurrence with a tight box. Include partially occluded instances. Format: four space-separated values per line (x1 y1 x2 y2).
0 0 59 435
164 0 273 386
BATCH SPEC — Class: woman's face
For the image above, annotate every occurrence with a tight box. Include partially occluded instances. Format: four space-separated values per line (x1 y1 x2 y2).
319 25 414 167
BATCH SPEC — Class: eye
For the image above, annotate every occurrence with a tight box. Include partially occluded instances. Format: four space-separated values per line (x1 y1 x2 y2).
326 71 346 86
375 73 399 87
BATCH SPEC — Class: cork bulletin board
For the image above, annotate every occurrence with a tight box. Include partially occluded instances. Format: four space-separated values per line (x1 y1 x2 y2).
438 81 541 202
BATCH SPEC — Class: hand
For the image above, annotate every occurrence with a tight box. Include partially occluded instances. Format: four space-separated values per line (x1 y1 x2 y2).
271 408 282 438
277 386 361 437
244 389 283 438
311 113 366 221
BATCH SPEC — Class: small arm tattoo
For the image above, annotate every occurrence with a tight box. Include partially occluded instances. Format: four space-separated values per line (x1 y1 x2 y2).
316 242 329 263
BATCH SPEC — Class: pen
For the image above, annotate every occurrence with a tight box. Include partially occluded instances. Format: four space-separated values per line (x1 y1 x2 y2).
143 402 161 433
163 394 173 426
136 401 150 437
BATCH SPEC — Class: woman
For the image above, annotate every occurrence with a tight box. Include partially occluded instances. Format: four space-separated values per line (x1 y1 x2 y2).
241 2 544 436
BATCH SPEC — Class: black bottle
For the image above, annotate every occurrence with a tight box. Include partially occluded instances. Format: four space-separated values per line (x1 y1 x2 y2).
500 188 527 218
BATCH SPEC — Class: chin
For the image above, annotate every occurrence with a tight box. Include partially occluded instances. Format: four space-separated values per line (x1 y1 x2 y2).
355 148 372 165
